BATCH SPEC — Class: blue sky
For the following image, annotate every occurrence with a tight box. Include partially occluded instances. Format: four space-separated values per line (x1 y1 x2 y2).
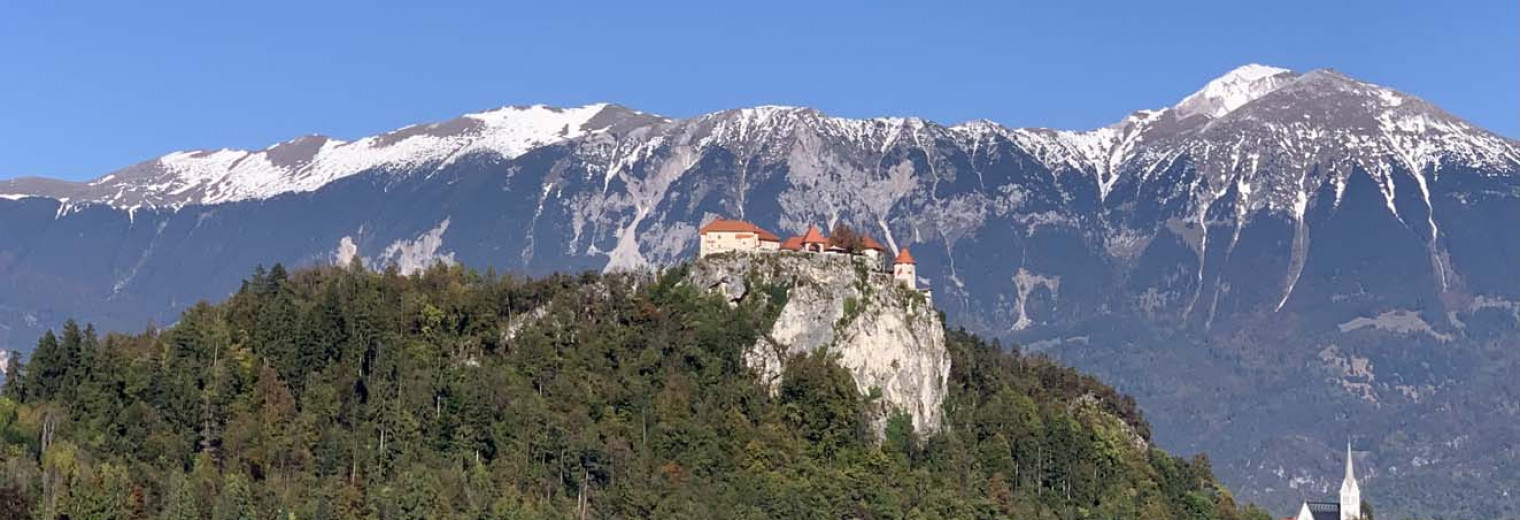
2 0 1514 181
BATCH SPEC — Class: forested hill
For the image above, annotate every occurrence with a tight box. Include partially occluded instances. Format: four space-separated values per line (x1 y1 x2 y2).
0 261 1270 520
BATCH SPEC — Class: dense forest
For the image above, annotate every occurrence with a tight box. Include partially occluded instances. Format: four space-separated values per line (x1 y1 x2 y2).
0 260 1273 520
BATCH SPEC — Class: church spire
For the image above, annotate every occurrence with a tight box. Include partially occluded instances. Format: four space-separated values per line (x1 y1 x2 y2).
1344 440 1356 486
1340 440 1361 520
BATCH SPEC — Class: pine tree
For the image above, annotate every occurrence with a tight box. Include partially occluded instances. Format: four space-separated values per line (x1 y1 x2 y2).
3 350 21 399
58 320 85 400
212 472 256 520
26 330 63 401
247 264 270 296
268 263 289 291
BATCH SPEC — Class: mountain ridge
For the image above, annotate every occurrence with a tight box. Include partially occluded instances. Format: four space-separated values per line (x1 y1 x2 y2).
2 64 1519 517
6 65 1513 219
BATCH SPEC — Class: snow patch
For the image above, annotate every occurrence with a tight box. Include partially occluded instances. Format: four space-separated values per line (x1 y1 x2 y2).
15 104 642 211
447 103 620 167
1174 64 1295 120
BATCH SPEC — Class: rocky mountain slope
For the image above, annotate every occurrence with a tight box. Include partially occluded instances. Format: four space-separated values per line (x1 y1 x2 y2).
686 252 949 433
2 64 1518 517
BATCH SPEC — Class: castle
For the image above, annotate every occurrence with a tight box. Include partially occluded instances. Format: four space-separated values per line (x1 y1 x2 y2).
1292 443 1362 520
698 217 926 297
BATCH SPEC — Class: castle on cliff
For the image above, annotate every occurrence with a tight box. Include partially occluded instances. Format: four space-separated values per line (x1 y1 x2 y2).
697 217 926 298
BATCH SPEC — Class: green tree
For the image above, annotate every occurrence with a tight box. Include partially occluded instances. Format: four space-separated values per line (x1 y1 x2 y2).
211 473 255 520
779 350 864 458
159 474 200 520
62 463 132 520
3 351 21 400
26 330 63 401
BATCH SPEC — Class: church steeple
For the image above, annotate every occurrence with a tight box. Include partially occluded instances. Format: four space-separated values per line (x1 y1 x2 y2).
1339 440 1361 520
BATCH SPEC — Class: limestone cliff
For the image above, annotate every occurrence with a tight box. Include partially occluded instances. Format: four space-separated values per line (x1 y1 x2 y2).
686 252 950 433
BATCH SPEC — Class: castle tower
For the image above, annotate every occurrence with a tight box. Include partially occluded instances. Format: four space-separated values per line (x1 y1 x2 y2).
893 247 917 289
1340 441 1361 520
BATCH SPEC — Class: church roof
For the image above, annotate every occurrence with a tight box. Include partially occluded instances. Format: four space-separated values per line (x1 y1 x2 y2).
1305 502 1339 520
894 247 916 265
700 218 779 242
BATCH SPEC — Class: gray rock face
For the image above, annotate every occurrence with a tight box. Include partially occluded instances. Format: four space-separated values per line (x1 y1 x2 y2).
687 253 949 433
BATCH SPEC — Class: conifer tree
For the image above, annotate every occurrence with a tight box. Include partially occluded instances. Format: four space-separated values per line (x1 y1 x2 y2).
2 351 21 399
26 330 62 401
247 264 270 296
212 472 255 520
58 320 85 400
268 263 289 290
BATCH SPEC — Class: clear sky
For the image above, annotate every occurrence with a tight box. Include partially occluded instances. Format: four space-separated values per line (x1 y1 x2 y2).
2 0 1514 181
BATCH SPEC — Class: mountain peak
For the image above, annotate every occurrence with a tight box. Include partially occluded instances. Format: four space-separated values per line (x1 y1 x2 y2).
1174 64 1297 120
1219 63 1292 81
0 102 671 211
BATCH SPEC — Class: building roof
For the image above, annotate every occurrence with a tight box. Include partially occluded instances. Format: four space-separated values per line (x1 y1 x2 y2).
1305 502 1339 520
780 237 803 251
894 247 916 265
700 218 779 242
860 235 888 252
799 226 829 245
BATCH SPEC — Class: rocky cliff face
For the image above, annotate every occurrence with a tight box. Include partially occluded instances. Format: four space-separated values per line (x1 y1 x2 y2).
686 252 949 433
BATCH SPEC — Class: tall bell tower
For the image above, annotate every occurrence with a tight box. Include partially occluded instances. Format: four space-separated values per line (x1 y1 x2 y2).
893 247 917 289
1339 441 1361 520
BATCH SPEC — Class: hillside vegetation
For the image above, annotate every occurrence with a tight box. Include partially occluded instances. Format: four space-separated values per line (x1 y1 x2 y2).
0 261 1270 520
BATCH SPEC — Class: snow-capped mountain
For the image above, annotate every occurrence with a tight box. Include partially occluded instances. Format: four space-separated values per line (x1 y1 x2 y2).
1174 63 1298 120
3 65 1519 518
1 103 665 211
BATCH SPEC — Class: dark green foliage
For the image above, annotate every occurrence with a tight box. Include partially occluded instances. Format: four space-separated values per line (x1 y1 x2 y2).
0 483 28 520
159 473 199 520
2 351 20 400
24 330 63 402
778 351 865 458
0 262 1263 520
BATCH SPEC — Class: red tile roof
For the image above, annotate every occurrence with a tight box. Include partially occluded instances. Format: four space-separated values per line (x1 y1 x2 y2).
780 237 804 251
799 226 829 245
700 218 779 242
859 235 888 251
894 247 916 265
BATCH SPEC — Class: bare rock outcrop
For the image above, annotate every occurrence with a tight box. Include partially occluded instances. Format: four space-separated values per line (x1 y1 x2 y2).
687 252 950 433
